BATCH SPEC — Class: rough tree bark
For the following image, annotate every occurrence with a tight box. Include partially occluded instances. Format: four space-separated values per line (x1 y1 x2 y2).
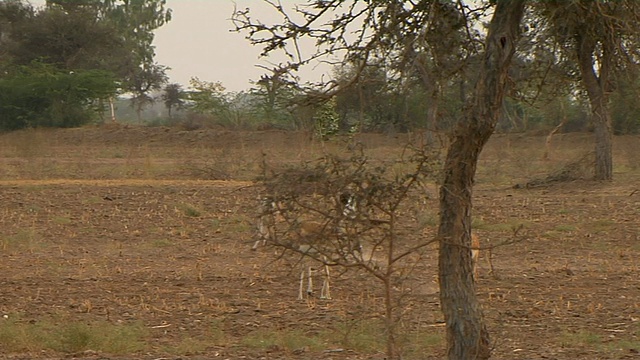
437 2 525 360
576 32 613 181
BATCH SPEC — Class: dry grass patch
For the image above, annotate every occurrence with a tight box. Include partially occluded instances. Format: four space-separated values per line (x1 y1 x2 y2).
162 320 228 356
0 229 45 253
0 316 147 355
559 329 602 348
240 328 327 353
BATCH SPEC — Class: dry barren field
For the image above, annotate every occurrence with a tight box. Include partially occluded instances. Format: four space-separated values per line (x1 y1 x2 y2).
0 126 639 359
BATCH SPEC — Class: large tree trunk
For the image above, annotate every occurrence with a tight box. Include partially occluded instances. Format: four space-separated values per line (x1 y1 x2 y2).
592 103 613 180
437 2 525 359
575 32 613 180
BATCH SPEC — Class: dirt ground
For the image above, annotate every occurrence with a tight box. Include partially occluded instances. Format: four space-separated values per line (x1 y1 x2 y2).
0 126 639 359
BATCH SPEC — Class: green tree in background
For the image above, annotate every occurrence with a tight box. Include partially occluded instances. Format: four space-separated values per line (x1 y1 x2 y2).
249 69 296 128
0 63 116 130
46 0 172 122
6 4 124 70
187 77 228 116
314 97 340 140
0 0 171 129
162 83 186 120
128 62 168 122
610 75 640 135
0 0 34 65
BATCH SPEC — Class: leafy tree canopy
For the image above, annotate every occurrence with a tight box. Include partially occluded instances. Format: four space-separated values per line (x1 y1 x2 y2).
187 77 228 116
0 62 117 130
0 0 171 130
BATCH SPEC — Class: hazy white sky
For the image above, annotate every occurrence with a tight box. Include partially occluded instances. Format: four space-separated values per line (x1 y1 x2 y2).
154 0 328 92
154 1 256 92
28 0 333 92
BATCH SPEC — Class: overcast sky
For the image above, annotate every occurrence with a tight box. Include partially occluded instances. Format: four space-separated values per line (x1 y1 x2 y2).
154 0 328 92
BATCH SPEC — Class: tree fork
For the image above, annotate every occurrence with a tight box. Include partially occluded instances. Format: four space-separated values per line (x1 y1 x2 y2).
437 1 525 359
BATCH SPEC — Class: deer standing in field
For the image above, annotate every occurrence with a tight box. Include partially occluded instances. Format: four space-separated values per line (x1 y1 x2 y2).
294 220 333 300
294 192 362 300
252 196 278 250
253 192 361 300
471 232 480 280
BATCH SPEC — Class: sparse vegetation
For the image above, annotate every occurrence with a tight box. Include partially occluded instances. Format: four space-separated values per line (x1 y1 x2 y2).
1 229 42 253
178 203 202 217
328 319 387 354
553 224 578 232
560 329 602 348
0 317 147 355
241 328 326 352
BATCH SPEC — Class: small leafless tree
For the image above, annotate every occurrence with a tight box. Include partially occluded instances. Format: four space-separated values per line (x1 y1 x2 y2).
256 147 440 359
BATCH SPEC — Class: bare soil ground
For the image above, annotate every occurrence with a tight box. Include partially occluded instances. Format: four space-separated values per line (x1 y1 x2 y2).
0 126 639 359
